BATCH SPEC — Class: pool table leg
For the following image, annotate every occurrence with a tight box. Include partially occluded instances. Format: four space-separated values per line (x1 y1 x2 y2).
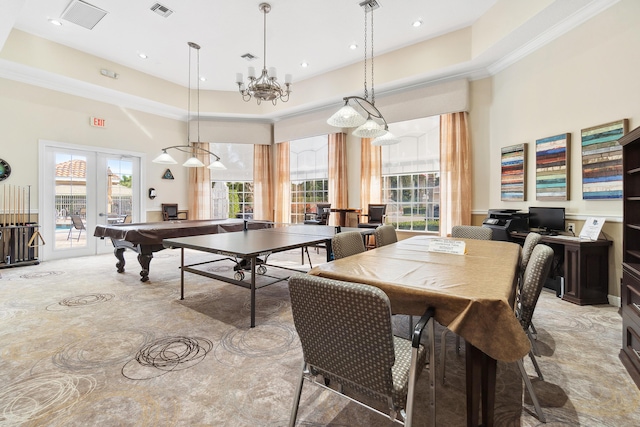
137 251 153 282
114 248 126 273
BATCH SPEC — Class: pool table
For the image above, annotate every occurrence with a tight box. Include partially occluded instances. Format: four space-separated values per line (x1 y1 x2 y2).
94 219 266 282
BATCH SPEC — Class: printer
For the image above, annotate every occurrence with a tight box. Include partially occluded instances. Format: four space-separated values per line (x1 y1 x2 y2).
482 209 529 241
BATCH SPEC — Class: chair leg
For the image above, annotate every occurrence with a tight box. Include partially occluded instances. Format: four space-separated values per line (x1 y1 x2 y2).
516 359 546 422
528 350 544 381
527 328 541 357
67 227 72 241
77 228 82 241
439 328 448 385
406 317 435 427
288 360 306 427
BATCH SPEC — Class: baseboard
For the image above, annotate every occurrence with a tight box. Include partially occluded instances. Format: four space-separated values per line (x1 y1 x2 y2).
609 295 621 307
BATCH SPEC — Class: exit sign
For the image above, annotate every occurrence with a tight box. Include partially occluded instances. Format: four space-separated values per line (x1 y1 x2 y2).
90 117 106 128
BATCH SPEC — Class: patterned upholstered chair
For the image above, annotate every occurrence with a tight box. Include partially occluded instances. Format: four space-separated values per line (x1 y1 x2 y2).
515 244 554 422
287 273 436 427
451 225 493 240
440 224 494 383
520 232 543 344
374 224 398 248
331 231 366 260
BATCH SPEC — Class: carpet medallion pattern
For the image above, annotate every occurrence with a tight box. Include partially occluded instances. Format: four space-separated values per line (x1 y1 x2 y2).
0 248 639 426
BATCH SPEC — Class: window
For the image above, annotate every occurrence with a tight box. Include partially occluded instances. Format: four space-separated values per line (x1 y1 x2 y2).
209 143 254 219
382 116 440 232
290 136 329 224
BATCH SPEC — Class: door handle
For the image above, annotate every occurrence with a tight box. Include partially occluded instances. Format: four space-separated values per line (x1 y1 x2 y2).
98 213 107 217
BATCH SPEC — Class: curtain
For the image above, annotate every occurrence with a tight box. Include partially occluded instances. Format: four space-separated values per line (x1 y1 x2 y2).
253 144 273 221
188 142 211 220
360 138 382 216
274 141 291 224
440 112 471 236
328 133 347 226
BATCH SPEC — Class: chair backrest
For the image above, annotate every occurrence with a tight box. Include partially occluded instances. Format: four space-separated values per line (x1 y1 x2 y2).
518 244 554 330
316 203 331 224
70 215 85 230
288 273 396 401
161 204 179 220
451 225 493 240
366 204 387 223
374 224 398 248
332 231 366 259
521 232 543 271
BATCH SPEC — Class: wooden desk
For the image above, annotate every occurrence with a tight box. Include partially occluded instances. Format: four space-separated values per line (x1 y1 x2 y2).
330 208 361 227
511 232 612 305
309 236 528 426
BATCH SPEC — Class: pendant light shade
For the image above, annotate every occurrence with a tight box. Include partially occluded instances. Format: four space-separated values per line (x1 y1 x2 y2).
152 150 178 164
353 117 386 138
372 131 402 146
327 103 367 128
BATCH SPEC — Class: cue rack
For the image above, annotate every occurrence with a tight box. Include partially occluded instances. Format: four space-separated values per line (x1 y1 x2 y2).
1 184 44 268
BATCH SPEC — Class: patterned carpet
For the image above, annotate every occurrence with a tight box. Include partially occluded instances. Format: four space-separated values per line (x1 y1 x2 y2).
0 247 639 426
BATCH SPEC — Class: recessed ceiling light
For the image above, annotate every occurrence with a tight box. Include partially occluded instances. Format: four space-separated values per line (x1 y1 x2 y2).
349 44 358 50
48 19 62 26
412 19 423 28
300 62 309 68
138 53 148 59
199 76 206 82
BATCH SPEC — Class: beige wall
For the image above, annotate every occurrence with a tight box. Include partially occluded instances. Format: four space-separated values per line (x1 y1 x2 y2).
2 0 638 301
469 0 640 300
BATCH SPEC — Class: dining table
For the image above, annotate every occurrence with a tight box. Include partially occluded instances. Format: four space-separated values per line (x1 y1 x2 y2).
308 235 529 427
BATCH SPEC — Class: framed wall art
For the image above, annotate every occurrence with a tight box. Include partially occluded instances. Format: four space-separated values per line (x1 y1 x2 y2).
501 143 527 201
536 133 570 201
581 119 628 199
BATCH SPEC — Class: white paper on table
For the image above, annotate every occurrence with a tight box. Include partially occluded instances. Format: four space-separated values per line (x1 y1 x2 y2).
427 239 466 255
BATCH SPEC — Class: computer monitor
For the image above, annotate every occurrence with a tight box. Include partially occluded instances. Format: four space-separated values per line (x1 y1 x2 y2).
528 207 565 235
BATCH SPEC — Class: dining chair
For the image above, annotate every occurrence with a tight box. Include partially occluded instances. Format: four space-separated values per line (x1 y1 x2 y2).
331 231 366 260
451 225 493 240
358 204 387 248
287 273 436 427
515 244 554 422
374 224 398 247
520 232 543 346
303 203 331 225
161 203 188 221
440 225 493 382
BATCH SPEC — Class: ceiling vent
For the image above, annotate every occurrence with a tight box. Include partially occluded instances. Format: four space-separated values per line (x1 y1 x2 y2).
241 53 258 61
150 3 173 18
61 0 108 30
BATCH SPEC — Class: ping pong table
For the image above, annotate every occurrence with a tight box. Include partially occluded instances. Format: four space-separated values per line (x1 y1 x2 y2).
162 224 372 327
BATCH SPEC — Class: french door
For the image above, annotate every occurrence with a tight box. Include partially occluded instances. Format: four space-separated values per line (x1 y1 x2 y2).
39 141 144 260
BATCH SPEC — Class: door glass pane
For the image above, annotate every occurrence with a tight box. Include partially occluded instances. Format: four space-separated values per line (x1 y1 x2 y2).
55 153 87 249
106 158 133 224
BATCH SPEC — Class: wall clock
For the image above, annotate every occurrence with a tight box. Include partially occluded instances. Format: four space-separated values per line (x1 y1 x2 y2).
0 158 11 181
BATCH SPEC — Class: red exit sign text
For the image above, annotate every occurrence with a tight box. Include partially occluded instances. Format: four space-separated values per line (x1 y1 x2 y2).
91 117 106 128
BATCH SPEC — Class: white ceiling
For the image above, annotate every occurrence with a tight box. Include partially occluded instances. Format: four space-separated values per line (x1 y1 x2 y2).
8 0 499 91
0 0 620 120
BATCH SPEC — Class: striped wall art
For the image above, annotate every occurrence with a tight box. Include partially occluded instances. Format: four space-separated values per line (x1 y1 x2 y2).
501 143 527 201
581 119 628 199
536 133 570 201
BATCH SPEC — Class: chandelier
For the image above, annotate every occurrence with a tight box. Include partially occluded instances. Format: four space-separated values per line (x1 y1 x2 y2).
327 0 400 146
153 42 226 169
235 3 292 105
